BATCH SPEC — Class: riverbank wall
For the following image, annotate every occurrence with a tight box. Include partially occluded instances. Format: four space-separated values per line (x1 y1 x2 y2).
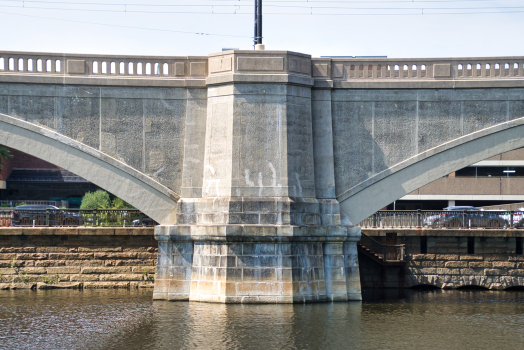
360 228 524 290
0 228 156 290
4 227 524 292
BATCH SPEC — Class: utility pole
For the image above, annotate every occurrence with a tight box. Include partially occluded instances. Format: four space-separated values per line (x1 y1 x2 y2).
254 0 264 50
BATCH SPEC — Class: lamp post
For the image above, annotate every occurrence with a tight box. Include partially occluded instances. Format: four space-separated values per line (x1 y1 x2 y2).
254 0 264 50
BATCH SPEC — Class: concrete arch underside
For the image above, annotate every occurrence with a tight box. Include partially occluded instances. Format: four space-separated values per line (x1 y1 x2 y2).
339 116 524 224
0 113 179 224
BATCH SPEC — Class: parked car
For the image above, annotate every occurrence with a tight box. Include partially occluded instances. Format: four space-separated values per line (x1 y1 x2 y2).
492 208 524 227
11 205 84 226
424 206 507 228
132 216 157 227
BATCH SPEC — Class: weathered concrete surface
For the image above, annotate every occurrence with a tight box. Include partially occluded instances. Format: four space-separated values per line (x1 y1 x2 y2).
153 50 361 303
0 112 179 224
339 115 524 224
0 227 156 290
0 83 206 195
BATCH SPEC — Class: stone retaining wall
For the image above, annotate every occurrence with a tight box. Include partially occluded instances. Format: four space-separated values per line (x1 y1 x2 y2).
0 228 156 290
405 253 524 290
361 229 524 290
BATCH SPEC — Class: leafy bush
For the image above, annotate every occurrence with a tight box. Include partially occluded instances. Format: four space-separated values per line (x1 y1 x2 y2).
112 197 134 209
80 190 111 209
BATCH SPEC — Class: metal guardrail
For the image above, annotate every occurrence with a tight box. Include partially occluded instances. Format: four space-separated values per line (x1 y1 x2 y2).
360 233 405 262
358 210 524 229
0 200 62 207
0 209 157 227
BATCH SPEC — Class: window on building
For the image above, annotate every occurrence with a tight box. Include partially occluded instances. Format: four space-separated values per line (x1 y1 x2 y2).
455 167 476 177
454 166 524 178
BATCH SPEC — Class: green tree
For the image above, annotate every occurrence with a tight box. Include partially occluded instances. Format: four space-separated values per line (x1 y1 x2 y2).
0 146 13 172
111 197 134 209
80 190 111 209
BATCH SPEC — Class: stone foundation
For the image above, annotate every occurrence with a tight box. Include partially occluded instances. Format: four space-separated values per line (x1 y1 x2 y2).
0 228 156 290
153 225 362 303
405 253 524 290
362 228 524 290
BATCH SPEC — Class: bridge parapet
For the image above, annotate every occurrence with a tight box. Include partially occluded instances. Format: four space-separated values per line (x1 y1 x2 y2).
2 51 524 89
312 56 524 88
0 51 208 87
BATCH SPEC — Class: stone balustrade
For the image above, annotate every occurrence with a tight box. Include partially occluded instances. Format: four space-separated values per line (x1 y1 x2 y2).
312 57 524 81
2 51 524 87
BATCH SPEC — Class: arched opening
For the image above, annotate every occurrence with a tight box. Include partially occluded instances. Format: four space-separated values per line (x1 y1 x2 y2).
455 285 489 290
504 286 524 291
339 116 524 224
409 284 440 290
0 113 178 224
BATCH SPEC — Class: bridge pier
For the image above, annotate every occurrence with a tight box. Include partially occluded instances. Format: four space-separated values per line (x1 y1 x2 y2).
153 226 361 303
153 50 361 303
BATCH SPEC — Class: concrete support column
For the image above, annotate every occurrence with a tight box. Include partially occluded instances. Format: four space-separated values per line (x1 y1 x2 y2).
153 50 362 303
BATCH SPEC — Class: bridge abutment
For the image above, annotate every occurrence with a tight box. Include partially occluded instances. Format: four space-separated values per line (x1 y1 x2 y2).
153 50 361 303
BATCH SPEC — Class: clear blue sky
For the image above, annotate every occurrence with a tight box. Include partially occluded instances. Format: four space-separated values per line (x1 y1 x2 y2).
0 0 522 58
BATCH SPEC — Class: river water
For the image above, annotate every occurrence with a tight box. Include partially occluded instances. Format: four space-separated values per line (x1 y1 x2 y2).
1 288 524 349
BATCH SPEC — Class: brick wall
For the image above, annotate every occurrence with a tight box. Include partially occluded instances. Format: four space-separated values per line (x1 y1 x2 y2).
0 147 61 181
0 227 157 290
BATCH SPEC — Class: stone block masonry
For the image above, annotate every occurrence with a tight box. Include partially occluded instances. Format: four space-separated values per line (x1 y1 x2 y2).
361 228 524 290
0 228 156 290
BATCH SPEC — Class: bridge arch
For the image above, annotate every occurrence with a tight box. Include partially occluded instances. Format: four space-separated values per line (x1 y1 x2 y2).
0 113 179 224
338 116 524 224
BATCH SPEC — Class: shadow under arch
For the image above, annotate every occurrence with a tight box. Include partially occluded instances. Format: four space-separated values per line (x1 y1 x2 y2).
409 284 440 290
455 285 490 290
0 113 179 224
338 116 524 224
504 286 524 291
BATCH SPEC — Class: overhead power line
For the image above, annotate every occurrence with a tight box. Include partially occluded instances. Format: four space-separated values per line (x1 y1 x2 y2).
0 11 253 37
1 4 523 15
1 0 522 4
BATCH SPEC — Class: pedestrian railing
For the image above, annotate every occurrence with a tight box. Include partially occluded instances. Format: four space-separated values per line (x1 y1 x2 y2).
359 232 405 262
0 208 157 227
358 209 524 229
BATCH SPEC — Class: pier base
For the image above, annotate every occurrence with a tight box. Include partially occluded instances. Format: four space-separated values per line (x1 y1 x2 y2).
153 224 361 303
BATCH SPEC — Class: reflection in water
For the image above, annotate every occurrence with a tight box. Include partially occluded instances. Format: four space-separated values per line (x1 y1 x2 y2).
0 289 524 349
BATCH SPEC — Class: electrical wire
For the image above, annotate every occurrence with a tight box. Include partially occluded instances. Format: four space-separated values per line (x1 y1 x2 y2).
0 4 522 15
2 0 522 3
0 0 522 6
1 0 523 14
0 10 253 37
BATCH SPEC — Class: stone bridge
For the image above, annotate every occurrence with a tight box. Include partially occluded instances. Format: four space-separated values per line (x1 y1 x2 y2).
1 50 524 303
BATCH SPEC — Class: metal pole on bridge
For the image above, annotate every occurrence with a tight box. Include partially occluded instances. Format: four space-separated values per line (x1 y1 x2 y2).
254 0 264 49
